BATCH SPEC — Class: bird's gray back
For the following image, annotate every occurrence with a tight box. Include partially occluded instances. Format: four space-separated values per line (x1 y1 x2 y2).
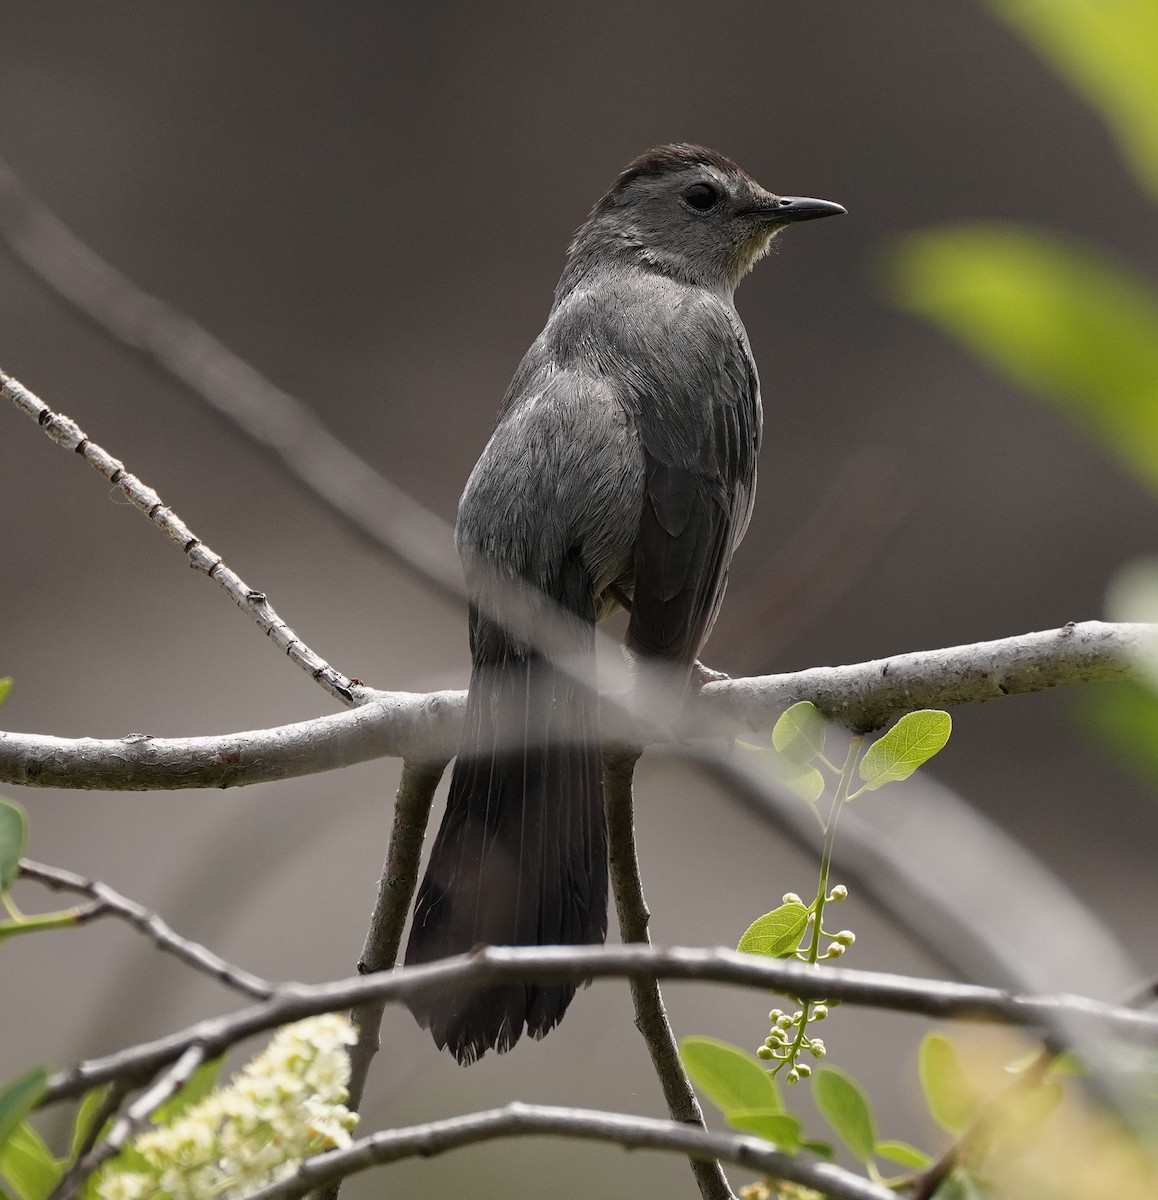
457 263 761 627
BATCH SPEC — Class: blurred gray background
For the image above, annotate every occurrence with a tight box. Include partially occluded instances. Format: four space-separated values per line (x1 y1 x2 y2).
1 4 1155 1196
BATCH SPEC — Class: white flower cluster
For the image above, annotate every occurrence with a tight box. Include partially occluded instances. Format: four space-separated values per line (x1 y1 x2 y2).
98 1013 359 1200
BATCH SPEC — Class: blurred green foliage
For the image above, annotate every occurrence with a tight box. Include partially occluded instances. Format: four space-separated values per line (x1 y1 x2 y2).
994 0 1158 203
887 0 1158 785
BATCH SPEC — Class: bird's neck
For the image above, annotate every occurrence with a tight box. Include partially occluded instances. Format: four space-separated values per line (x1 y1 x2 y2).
558 223 737 303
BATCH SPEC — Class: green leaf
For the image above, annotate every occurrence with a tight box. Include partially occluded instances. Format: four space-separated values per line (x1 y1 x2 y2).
859 710 952 790
989 1080 1064 1152
0 681 11 710
1073 680 1158 786
68 1087 111 1164
875 1139 932 1169
772 701 826 765
989 0 1158 202
151 1056 222 1124
679 1037 781 1115
0 1072 47 1152
1045 1050 1087 1078
800 1138 835 1159
889 225 1158 495
0 803 27 892
0 1125 62 1200
780 765 826 804
737 903 809 958
937 1171 990 1200
813 1067 877 1162
726 1109 802 1150
919 1033 980 1133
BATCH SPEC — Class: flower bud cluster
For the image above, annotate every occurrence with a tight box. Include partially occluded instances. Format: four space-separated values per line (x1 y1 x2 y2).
98 1014 359 1200
755 1004 830 1082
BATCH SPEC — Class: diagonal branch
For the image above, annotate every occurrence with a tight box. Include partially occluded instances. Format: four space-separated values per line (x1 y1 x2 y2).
1 621 1148 791
39 944 1158 1107
18 859 274 999
1 369 369 709
238 1102 894 1200
0 157 465 611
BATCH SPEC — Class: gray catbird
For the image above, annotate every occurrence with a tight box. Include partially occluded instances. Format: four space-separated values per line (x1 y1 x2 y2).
405 144 844 1063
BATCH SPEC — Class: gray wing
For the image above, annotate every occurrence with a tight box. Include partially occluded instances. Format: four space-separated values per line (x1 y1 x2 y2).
625 298 760 668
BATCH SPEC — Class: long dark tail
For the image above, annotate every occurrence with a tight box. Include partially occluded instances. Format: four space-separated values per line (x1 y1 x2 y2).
404 566 607 1064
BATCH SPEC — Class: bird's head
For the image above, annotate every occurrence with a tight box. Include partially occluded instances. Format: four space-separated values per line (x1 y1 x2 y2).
571 143 845 293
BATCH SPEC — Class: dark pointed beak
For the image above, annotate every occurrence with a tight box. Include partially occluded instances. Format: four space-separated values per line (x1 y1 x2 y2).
748 196 847 223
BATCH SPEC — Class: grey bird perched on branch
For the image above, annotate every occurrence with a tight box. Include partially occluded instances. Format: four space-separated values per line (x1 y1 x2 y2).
405 144 844 1062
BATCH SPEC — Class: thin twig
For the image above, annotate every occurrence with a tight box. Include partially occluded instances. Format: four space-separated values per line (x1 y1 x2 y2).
1 621 1148 791
18 859 274 999
604 749 735 1200
239 1102 894 1200
0 369 370 709
38 945 1158 1108
51 1045 207 1200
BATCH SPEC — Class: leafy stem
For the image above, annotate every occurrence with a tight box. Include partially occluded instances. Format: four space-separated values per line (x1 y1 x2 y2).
808 734 862 967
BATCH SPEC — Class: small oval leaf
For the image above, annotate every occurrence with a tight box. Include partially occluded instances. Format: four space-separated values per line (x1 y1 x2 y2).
875 1139 932 1169
0 680 12 710
859 710 952 790
772 701 826 765
919 1033 980 1133
783 765 825 803
679 1037 780 1115
0 1070 47 1152
726 1109 802 1150
0 802 27 892
737 903 809 958
813 1067 877 1162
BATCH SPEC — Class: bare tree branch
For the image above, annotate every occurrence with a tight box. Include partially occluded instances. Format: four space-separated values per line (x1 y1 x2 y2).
697 619 1148 735
0 156 466 611
18 859 274 999
239 1102 894 1200
39 944 1158 1107
1 369 369 708
605 749 735 1200
1 621 1147 791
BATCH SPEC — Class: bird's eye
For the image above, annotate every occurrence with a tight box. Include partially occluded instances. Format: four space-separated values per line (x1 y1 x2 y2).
683 182 721 211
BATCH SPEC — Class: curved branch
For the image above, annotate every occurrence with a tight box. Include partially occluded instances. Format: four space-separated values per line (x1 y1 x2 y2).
40 943 1158 1106
240 1102 893 1200
1 622 1147 790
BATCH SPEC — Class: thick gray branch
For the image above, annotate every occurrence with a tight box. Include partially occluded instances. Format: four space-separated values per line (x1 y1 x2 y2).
241 1102 892 1200
40 943 1158 1106
1 622 1146 790
695 618 1146 734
